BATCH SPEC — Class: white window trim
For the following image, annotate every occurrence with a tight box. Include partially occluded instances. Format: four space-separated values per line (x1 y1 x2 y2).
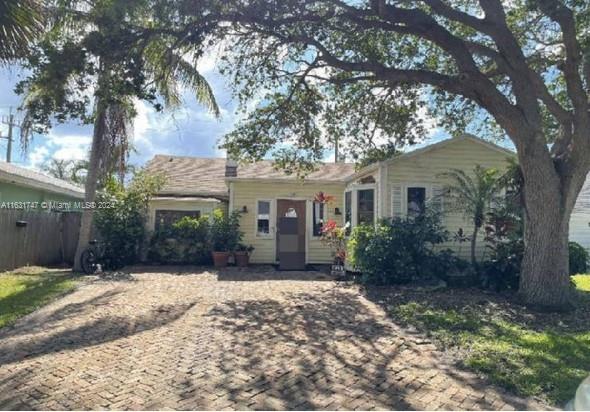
310 200 328 238
255 199 275 239
343 189 353 231
402 183 433 216
344 184 377 231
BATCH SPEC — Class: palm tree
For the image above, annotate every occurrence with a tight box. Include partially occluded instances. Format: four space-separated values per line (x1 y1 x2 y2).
70 55 218 271
0 0 43 63
18 0 219 270
440 165 502 266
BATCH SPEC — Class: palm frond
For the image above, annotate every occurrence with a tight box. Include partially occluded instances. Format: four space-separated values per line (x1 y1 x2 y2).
0 0 44 63
144 39 220 116
439 165 501 224
175 57 220 117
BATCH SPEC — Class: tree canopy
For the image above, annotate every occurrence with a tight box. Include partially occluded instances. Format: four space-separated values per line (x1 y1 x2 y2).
162 0 590 177
167 0 590 309
17 0 219 170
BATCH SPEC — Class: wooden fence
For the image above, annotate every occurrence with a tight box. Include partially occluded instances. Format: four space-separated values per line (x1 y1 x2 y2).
0 210 81 272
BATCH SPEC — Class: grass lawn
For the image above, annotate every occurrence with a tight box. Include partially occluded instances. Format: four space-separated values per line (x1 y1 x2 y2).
0 266 79 328
572 274 590 291
371 275 590 405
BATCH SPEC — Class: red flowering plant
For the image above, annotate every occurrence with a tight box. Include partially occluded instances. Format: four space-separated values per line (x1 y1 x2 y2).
320 219 348 265
314 192 346 265
314 191 335 204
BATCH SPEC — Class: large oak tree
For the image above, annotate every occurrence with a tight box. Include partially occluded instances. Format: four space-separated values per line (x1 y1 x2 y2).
177 0 590 310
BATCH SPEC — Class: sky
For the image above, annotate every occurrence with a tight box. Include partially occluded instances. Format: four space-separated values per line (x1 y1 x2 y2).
0 53 242 171
0 53 454 173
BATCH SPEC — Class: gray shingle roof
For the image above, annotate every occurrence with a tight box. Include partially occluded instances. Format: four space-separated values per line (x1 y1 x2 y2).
145 155 356 197
237 161 355 181
0 161 85 199
145 156 228 198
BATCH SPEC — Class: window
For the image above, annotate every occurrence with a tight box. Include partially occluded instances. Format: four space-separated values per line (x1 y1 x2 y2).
312 202 325 236
407 187 426 217
357 189 375 225
155 210 200 231
256 200 271 236
344 191 352 235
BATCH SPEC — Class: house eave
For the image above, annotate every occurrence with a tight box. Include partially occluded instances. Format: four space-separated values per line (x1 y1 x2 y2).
154 191 229 201
382 134 515 167
344 162 381 184
0 173 85 199
225 177 348 185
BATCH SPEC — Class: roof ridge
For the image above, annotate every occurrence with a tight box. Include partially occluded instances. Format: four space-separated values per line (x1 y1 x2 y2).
150 154 355 166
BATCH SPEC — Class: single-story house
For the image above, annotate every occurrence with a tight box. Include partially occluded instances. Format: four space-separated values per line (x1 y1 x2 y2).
146 134 529 267
0 161 84 209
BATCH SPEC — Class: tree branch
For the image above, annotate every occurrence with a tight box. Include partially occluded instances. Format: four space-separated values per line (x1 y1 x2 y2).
537 0 589 116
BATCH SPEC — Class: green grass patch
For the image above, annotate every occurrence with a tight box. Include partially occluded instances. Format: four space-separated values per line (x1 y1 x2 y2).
388 280 590 405
0 267 78 328
572 274 590 292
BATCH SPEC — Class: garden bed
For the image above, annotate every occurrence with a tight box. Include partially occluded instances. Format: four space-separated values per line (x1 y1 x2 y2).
363 275 590 406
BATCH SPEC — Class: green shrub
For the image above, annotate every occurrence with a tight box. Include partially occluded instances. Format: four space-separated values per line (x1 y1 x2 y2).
348 210 450 285
210 209 243 252
148 215 212 264
480 202 524 291
95 172 163 270
569 241 588 275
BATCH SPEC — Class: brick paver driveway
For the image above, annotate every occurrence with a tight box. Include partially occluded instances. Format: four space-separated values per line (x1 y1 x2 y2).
0 267 549 410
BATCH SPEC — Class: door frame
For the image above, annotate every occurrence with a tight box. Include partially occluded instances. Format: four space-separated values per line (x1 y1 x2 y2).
275 198 308 265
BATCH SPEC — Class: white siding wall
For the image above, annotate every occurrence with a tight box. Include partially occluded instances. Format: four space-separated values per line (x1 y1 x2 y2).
383 138 513 260
570 176 590 250
231 180 345 264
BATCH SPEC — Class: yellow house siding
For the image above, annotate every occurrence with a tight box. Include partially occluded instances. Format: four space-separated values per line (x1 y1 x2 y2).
147 198 227 232
231 180 346 264
384 138 514 260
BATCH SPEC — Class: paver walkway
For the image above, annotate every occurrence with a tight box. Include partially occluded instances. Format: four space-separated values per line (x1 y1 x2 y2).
0 267 550 410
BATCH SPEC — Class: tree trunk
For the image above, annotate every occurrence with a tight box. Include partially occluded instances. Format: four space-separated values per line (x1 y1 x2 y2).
470 225 479 266
519 203 572 310
517 149 577 310
72 100 107 272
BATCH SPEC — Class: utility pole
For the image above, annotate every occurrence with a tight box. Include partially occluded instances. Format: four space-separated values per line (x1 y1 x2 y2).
1 107 18 163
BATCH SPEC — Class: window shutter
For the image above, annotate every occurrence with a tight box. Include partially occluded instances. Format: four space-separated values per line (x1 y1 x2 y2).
431 185 444 213
391 185 403 218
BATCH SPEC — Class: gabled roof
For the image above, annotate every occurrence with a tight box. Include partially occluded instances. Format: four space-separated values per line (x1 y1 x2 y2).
145 155 356 198
0 161 85 199
346 134 516 182
145 155 229 198
146 135 513 195
232 160 355 182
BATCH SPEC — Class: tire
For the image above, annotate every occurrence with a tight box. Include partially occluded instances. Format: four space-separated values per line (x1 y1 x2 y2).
80 249 98 275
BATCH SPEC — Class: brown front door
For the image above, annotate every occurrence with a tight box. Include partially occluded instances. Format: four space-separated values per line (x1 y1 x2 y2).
276 200 306 270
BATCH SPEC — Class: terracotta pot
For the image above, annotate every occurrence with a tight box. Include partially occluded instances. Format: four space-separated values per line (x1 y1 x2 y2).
212 251 230 268
234 251 250 267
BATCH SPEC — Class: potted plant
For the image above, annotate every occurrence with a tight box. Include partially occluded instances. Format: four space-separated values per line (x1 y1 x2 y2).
210 209 243 267
234 244 255 267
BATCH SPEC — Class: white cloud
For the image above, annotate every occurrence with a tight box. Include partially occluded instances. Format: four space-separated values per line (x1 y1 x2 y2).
28 146 50 170
25 133 91 169
53 145 89 161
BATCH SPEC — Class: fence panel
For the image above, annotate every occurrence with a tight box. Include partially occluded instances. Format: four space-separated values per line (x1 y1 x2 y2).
0 210 81 272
